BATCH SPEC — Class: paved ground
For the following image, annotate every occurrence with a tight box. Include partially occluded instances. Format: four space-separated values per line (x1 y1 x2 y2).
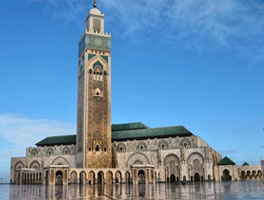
2 181 264 200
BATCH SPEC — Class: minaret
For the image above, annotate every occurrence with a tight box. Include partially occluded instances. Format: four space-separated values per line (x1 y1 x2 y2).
76 1 112 168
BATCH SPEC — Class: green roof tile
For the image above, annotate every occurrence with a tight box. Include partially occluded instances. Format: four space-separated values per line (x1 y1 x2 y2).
36 123 193 146
217 156 236 166
36 135 76 147
112 126 192 141
112 122 149 132
242 162 249 166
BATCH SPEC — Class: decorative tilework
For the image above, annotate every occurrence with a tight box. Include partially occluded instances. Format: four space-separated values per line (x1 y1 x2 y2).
93 61 103 69
80 65 83 71
88 54 96 60
79 34 111 55
79 37 85 55
101 55 108 63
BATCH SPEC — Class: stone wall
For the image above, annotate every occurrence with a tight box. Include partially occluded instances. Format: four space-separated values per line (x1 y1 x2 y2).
113 135 222 182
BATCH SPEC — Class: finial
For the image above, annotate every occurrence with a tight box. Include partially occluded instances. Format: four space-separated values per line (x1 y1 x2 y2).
93 0 97 8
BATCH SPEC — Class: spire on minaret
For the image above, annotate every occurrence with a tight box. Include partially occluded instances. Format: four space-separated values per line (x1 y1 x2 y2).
93 0 97 8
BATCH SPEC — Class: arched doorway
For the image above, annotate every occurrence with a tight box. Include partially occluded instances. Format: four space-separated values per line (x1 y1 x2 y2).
88 171 95 185
115 171 122 183
246 171 251 179
56 170 63 185
223 169 231 181
80 171 86 185
164 154 180 183
241 171 245 180
45 171 49 185
70 171 78 184
194 173 200 182
106 171 113 184
257 170 262 179
138 170 145 184
125 172 131 184
170 174 176 182
98 171 104 184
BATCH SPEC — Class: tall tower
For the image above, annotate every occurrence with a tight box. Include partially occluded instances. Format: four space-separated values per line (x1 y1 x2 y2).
76 2 112 168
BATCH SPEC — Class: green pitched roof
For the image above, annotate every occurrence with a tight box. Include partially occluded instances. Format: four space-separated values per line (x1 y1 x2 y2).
112 122 149 132
36 123 193 146
36 135 76 146
217 156 236 166
242 162 249 166
112 126 192 141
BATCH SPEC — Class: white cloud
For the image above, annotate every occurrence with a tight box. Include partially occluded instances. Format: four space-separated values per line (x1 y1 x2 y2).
0 113 75 148
32 0 264 59
0 113 75 182
102 0 264 53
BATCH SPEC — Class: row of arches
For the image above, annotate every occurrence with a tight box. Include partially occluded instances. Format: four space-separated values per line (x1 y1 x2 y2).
240 170 262 180
221 169 263 181
30 147 73 157
13 157 70 172
69 170 131 185
116 138 193 153
14 161 41 171
14 172 42 184
164 153 206 182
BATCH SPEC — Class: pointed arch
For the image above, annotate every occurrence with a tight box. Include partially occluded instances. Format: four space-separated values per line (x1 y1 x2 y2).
89 55 109 72
29 160 41 170
51 157 69 165
93 61 103 70
14 161 25 171
126 152 150 167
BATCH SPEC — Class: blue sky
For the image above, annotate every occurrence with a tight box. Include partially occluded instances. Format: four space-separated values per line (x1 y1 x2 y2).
0 0 264 182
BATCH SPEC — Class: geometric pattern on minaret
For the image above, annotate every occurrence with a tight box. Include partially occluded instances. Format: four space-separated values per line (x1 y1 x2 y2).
76 3 112 168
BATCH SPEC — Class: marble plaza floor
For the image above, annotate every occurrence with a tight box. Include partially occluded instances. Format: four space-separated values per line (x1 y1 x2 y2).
1 181 264 200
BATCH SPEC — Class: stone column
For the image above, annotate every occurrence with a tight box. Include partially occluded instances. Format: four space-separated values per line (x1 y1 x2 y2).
64 169 68 185
146 169 149 184
19 172 23 184
133 169 137 184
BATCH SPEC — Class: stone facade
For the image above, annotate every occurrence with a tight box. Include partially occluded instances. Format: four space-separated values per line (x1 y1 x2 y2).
11 134 222 184
216 165 262 181
76 5 112 169
9 4 263 185
113 136 221 182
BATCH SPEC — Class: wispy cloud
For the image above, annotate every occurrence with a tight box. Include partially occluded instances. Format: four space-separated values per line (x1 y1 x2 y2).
29 0 264 60
0 113 75 148
0 113 75 182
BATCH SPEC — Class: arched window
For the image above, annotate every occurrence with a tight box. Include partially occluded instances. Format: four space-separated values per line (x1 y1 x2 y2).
117 143 126 152
136 142 147 151
31 148 38 156
180 138 192 149
95 145 100 152
62 147 71 155
94 88 102 97
158 140 169 150
46 148 54 156
93 66 103 81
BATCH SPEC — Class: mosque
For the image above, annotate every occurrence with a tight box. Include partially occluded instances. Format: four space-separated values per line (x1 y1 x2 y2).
10 1 262 185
